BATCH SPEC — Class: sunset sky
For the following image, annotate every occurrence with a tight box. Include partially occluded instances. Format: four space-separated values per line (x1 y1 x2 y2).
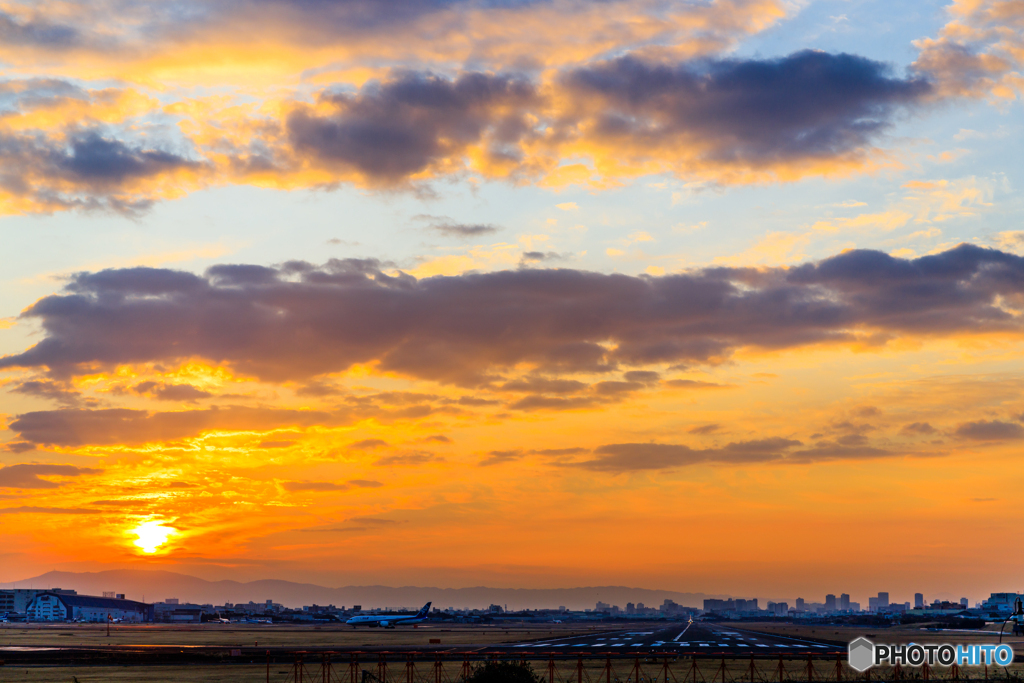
1 0 1023 607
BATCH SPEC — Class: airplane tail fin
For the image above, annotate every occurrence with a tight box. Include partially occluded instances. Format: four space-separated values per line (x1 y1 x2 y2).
418 602 431 617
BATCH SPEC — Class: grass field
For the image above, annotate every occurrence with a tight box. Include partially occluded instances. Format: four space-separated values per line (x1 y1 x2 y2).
0 622 614 649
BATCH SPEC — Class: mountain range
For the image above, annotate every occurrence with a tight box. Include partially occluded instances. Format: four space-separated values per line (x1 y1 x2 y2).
6 570 720 611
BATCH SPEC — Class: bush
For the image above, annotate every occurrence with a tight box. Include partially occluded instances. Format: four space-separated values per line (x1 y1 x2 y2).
464 661 544 683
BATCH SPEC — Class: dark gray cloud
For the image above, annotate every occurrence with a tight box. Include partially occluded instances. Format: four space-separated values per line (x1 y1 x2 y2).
663 380 732 389
902 422 937 435
576 437 803 472
9 379 83 406
520 251 566 265
0 47 937 214
281 478 381 492
175 0 549 40
688 424 721 435
500 377 589 394
456 396 499 406
563 50 931 164
573 436 909 472
132 381 212 402
0 463 103 489
7 407 335 446
508 395 602 411
955 420 1024 441
296 379 345 396
0 11 81 49
375 451 442 466
480 449 524 466
6 245 1024 391
281 480 349 492
349 438 388 450
347 516 396 525
783 441 892 463
593 380 643 396
57 133 193 185
0 506 99 515
0 79 89 114
288 72 537 183
623 370 660 384
530 447 588 456
348 479 384 488
0 128 201 215
430 222 501 238
281 51 930 187
280 481 380 491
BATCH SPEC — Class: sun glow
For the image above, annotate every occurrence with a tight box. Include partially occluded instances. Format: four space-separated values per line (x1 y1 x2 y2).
131 521 177 554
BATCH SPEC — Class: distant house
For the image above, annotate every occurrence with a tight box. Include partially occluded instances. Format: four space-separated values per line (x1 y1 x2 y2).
25 592 154 622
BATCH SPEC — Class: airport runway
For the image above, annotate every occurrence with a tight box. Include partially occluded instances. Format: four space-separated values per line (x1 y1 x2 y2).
0 622 847 666
489 622 845 656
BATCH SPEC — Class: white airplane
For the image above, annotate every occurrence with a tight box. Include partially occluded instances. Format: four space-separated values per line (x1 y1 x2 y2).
346 602 431 628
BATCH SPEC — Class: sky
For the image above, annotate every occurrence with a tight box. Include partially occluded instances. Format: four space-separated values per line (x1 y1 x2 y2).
0 0 1022 608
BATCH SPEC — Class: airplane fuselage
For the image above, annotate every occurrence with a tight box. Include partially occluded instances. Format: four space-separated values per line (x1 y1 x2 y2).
346 602 431 628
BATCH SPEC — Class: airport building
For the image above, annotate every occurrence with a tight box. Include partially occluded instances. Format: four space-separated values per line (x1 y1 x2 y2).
25 592 154 622
154 599 209 623
981 593 1022 613
0 588 78 615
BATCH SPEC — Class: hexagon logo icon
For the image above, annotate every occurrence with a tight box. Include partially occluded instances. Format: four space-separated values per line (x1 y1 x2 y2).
848 637 875 672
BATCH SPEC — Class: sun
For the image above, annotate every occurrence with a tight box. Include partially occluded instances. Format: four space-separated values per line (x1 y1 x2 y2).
131 520 177 554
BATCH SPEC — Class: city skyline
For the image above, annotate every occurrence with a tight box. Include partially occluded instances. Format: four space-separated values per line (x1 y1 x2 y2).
1 0 1023 596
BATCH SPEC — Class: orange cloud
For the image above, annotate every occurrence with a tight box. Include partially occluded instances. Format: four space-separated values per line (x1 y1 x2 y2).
913 0 1024 101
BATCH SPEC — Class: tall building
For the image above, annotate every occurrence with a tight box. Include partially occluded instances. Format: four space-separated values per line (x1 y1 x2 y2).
735 598 757 612
915 593 924 609
878 592 889 609
960 598 969 608
795 598 805 611
840 594 850 611
825 594 837 612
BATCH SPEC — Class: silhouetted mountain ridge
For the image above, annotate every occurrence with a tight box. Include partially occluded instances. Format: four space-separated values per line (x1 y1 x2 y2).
9 569 720 610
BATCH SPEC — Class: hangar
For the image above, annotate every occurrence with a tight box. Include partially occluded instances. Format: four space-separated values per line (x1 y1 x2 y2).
25 592 154 622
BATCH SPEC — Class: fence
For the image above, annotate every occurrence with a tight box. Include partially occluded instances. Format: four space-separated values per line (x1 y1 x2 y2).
271 652 1022 683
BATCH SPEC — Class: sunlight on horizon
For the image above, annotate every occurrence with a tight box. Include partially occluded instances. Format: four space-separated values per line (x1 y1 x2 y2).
131 521 177 554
